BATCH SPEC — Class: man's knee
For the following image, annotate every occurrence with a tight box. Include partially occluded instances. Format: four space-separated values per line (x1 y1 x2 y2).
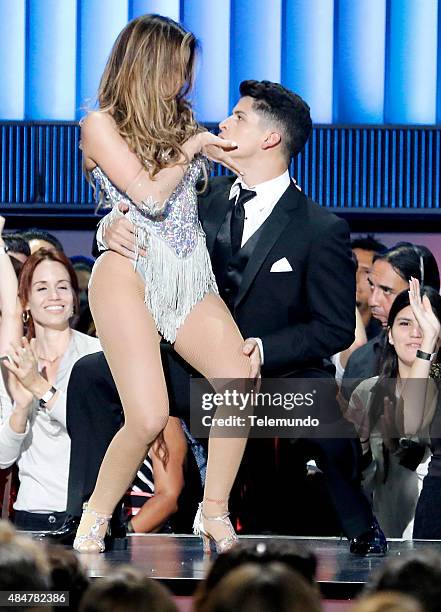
313 438 360 475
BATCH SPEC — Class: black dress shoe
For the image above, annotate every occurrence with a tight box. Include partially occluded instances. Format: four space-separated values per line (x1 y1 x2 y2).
350 518 388 556
36 515 79 545
36 514 128 550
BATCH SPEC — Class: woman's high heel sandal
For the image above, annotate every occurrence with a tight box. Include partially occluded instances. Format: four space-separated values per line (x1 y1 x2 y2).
193 502 238 554
73 503 111 554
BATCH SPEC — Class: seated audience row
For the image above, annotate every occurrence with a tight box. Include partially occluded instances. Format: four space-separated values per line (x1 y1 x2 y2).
3 524 441 612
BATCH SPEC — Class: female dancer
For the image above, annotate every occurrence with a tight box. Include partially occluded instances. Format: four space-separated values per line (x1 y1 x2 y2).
74 14 253 553
346 278 440 536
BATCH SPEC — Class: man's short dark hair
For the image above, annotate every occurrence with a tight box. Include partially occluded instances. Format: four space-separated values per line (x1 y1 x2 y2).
3 233 31 257
351 235 386 254
21 229 64 252
239 80 312 160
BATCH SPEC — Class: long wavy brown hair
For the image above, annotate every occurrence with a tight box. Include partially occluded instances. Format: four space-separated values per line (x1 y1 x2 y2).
98 14 202 177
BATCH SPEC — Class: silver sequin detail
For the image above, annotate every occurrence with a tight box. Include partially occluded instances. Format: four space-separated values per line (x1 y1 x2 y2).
92 157 218 342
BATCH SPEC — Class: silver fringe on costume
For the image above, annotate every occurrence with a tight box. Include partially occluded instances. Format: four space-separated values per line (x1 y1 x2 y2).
135 227 217 343
93 160 218 344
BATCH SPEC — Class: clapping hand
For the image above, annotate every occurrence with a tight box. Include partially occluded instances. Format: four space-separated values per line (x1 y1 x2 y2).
408 277 440 354
2 337 41 395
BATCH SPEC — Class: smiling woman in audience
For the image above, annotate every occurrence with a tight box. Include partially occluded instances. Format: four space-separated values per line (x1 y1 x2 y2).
345 278 441 538
0 217 101 531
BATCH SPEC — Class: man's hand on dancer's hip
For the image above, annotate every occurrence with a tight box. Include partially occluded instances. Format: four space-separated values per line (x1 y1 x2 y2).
242 338 262 381
103 203 147 259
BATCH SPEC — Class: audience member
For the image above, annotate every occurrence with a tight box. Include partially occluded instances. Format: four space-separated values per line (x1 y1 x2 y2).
363 549 441 612
124 414 188 533
46 544 89 612
351 235 387 338
0 520 50 603
198 562 322 612
0 218 101 531
70 256 95 335
21 228 64 253
343 242 440 400
345 282 440 537
193 541 318 611
3 233 31 263
330 235 387 384
352 592 423 612
78 565 177 612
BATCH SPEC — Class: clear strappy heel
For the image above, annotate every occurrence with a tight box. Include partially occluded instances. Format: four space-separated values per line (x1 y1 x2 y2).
193 502 238 554
73 503 111 554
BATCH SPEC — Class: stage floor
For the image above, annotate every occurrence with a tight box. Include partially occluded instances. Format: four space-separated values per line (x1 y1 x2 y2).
64 534 441 599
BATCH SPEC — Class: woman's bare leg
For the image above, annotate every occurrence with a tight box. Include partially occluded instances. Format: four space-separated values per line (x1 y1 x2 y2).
174 293 252 542
75 252 169 548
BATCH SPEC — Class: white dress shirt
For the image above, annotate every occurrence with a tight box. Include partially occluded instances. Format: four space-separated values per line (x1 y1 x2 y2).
229 170 291 247
229 171 292 364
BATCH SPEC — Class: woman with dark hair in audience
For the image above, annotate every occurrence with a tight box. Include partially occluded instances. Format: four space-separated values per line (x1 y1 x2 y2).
402 280 441 539
0 217 101 531
346 278 441 537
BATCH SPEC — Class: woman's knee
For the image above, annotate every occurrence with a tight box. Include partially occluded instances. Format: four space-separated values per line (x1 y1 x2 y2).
125 411 169 443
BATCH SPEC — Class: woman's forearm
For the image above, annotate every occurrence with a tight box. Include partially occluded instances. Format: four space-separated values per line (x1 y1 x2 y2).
9 407 29 434
130 492 179 533
0 408 30 468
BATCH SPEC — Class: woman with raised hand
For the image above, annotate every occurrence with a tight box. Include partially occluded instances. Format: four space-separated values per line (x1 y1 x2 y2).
0 217 101 530
405 277 441 538
74 14 254 553
345 278 441 537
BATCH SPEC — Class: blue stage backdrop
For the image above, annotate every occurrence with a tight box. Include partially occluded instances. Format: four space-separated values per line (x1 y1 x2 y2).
0 0 440 124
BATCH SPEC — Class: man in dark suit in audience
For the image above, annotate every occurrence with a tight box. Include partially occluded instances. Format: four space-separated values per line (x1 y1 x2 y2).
41 80 386 555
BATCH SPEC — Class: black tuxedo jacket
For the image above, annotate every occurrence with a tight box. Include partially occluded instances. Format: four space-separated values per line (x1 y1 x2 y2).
197 176 355 376
92 174 356 413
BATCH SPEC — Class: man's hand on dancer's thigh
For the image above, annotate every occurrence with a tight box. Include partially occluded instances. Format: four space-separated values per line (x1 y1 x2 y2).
242 338 262 381
104 203 147 259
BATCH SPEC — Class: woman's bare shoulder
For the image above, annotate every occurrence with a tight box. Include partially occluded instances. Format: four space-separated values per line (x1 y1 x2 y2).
80 112 122 169
80 110 116 134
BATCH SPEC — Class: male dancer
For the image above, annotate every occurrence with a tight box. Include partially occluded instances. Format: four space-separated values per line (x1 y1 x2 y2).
42 81 386 555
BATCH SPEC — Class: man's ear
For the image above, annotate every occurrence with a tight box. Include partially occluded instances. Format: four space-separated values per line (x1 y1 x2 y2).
262 131 281 150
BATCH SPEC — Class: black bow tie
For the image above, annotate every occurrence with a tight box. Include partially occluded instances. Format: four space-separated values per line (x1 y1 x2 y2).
230 185 256 254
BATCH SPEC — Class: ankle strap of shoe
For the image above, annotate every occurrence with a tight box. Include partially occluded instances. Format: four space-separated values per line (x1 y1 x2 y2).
82 503 112 520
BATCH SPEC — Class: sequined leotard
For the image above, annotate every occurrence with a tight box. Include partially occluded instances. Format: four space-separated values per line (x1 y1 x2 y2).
92 156 218 343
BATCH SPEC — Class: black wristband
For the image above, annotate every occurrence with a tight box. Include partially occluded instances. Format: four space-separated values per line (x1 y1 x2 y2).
416 349 437 362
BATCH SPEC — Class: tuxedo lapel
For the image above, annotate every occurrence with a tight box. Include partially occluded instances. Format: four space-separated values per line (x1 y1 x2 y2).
234 183 302 308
